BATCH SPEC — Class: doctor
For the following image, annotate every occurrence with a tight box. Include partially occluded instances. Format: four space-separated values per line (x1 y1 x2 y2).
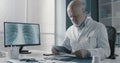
52 0 110 60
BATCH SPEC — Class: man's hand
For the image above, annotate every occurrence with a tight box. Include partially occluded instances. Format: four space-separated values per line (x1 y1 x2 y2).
52 47 59 55
72 49 89 58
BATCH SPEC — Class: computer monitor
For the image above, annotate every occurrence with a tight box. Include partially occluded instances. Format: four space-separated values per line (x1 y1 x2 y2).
4 22 40 54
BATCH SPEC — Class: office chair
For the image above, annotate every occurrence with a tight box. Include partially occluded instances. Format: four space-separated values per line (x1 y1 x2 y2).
106 26 117 59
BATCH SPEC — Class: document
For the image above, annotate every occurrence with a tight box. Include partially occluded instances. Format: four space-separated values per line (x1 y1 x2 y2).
53 55 92 63
43 53 92 63
58 53 76 57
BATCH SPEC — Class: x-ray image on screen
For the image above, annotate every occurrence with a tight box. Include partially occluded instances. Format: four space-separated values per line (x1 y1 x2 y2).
4 22 40 46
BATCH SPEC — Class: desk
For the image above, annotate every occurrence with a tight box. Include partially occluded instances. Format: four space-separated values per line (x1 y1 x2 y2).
6 50 92 63
1 48 120 63
3 50 60 63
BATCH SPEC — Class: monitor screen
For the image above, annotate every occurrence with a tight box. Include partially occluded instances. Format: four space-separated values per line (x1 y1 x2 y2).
4 22 40 47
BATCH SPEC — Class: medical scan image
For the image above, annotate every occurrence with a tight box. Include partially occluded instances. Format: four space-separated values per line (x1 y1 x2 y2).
5 23 40 45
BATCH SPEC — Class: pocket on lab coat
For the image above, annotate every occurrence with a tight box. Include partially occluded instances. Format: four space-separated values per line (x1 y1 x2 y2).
70 40 80 52
88 37 96 48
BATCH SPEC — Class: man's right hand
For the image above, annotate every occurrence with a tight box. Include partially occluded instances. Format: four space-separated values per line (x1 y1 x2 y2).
52 47 59 55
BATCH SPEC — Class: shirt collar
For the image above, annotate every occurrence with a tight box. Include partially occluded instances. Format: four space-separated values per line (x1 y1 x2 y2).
76 16 88 30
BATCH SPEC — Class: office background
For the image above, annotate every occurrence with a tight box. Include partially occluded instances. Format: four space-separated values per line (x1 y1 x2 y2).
0 0 120 52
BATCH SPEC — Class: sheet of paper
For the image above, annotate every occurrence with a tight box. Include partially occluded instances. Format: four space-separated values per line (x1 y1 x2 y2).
58 53 76 57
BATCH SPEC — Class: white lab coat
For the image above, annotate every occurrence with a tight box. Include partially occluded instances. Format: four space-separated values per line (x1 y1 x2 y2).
63 17 110 60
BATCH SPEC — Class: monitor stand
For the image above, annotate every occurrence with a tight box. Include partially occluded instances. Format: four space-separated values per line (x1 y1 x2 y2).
19 46 31 54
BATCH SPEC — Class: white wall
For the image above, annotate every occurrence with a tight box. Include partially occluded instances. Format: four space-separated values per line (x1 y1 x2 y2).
0 0 26 32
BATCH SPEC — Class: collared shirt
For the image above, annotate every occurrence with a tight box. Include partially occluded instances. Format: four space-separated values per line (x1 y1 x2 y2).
62 17 110 60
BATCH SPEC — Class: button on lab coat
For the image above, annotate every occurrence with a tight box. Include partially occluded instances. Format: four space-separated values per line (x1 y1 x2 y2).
63 17 110 60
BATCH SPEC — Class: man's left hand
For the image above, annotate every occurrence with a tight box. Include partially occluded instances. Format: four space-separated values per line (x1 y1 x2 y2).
72 49 89 58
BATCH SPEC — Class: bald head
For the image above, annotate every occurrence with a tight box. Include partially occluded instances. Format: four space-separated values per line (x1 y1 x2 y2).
67 0 86 27
67 0 85 12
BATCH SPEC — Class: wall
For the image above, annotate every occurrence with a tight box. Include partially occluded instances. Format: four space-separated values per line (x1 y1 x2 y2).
0 0 26 32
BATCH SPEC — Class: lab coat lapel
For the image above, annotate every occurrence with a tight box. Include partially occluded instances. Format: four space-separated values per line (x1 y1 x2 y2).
71 27 78 41
77 25 87 42
77 19 93 42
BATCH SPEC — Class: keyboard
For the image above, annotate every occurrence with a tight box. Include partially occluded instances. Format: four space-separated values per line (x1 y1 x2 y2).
19 58 38 62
